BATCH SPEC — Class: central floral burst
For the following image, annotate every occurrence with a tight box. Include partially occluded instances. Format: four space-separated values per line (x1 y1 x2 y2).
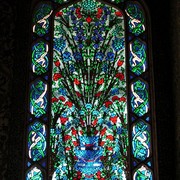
51 1 128 179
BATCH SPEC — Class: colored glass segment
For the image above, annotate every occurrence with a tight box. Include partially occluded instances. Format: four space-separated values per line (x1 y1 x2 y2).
50 1 128 179
126 3 145 36
26 167 43 180
131 80 149 117
30 80 48 118
26 0 157 179
132 121 151 161
133 165 153 180
28 121 47 161
33 3 53 36
129 39 147 75
51 0 124 5
32 41 49 75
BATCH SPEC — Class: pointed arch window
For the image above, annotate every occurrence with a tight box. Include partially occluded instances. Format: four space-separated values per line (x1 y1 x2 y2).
25 0 158 179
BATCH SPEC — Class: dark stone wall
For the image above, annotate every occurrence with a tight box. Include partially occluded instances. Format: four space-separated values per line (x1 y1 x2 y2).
0 1 16 179
0 0 179 179
146 0 179 179
171 0 180 179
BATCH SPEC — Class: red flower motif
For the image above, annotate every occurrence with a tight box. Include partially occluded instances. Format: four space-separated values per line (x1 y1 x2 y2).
115 73 124 80
74 78 80 85
110 116 118 124
104 101 113 107
77 14 82 18
52 97 58 103
94 130 98 135
106 135 114 141
54 60 60 67
100 127 107 136
80 119 85 126
64 135 71 141
107 147 113 151
76 7 81 14
76 8 82 19
97 78 104 85
119 96 126 102
73 141 79 146
74 156 78 160
96 8 103 19
96 14 102 19
71 127 77 135
65 147 71 151
53 73 62 81
95 91 102 97
112 96 119 101
92 119 98 126
76 91 82 97
56 11 63 17
77 171 81 175
86 17 92 23
100 141 105 146
65 101 73 107
97 170 101 175
59 96 66 101
117 60 124 66
97 8 103 13
100 156 104 160
115 11 123 17
80 130 83 135
60 117 68 124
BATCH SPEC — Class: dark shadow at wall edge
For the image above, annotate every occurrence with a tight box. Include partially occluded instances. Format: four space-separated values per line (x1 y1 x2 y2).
3 0 177 179
146 0 177 179
7 0 31 179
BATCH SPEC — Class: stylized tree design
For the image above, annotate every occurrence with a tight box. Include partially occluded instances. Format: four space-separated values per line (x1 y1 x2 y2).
50 1 128 179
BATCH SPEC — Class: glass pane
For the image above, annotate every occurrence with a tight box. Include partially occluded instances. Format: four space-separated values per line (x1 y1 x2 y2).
129 39 147 75
133 165 153 180
50 1 128 179
32 40 49 75
27 121 47 161
126 2 145 36
131 80 149 117
30 79 48 118
132 120 151 161
33 3 53 36
26 167 43 180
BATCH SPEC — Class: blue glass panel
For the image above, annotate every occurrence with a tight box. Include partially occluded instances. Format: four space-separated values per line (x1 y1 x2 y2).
133 165 153 180
26 167 43 180
32 41 49 75
30 80 48 118
74 136 103 175
33 3 53 36
131 80 149 116
129 39 147 75
132 121 151 161
126 3 145 36
147 161 152 167
28 121 47 161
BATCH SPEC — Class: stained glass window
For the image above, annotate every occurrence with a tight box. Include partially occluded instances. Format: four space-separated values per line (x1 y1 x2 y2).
25 0 158 179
